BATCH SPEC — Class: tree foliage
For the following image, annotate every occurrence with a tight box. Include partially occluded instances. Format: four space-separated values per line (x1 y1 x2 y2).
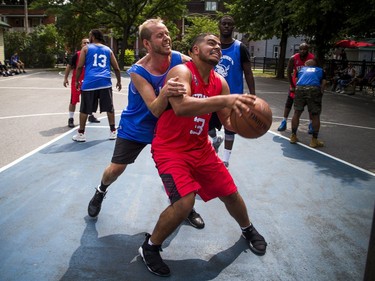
225 0 375 77
225 0 297 78
32 0 188 68
174 16 219 54
5 24 62 67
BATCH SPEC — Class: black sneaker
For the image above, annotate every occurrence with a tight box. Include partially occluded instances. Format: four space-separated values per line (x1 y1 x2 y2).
87 188 107 217
138 233 170 277
186 209 205 229
68 118 74 128
242 224 267 256
88 115 100 123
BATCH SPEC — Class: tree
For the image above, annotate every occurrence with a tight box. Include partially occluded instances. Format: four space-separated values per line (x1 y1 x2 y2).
30 0 100 54
5 24 62 67
174 16 219 54
32 0 189 68
225 0 297 78
226 0 375 76
288 0 375 62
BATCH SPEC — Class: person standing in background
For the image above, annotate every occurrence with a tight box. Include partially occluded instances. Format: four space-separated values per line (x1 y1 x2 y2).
63 38 100 128
289 58 326 148
277 43 315 134
209 15 255 168
72 29 121 142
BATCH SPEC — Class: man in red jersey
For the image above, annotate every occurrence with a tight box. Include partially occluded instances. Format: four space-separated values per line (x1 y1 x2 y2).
63 38 99 128
277 43 315 132
138 33 267 277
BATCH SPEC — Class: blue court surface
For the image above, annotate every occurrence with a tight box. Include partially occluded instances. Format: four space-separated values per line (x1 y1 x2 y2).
0 117 374 281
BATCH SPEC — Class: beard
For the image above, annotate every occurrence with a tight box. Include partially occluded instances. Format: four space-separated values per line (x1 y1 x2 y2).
151 41 171 56
199 52 219 66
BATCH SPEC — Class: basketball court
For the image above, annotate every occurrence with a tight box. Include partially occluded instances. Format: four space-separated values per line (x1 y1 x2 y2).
0 71 374 280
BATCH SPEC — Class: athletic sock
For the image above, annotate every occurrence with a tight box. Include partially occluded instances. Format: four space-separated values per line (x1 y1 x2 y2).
78 129 85 134
69 112 74 118
223 149 231 163
148 237 156 246
241 223 253 232
110 124 116 131
313 131 319 138
99 182 110 192
292 128 297 134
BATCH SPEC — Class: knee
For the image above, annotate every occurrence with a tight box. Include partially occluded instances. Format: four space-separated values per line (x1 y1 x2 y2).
172 194 195 219
220 191 240 205
105 163 126 179
208 129 216 138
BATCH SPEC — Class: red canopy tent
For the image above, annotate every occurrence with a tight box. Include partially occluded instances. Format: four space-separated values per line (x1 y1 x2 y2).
335 39 375 48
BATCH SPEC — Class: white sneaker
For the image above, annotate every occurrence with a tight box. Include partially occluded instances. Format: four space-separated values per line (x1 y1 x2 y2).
72 132 86 142
109 130 116 140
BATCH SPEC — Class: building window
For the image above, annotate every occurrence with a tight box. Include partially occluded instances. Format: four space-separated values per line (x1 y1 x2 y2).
293 44 299 54
205 1 217 11
273 45 279 58
250 46 254 57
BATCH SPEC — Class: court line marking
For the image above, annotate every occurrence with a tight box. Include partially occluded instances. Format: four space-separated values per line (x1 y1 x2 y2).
0 114 121 174
1 121 374 177
268 130 375 177
1 74 373 175
2 113 373 132
272 116 375 131
0 110 123 120
0 87 67 90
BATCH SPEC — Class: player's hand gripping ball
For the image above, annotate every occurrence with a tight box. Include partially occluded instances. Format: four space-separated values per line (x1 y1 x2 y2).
230 96 272 138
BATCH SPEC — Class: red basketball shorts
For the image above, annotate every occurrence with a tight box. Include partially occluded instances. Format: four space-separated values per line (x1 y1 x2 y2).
153 147 238 203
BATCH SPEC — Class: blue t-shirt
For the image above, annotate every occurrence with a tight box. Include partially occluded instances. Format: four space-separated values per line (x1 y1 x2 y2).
81 44 112 91
215 40 243 93
117 51 183 144
296 66 324 87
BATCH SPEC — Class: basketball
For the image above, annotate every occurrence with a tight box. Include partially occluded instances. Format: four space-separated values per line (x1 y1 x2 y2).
230 96 273 139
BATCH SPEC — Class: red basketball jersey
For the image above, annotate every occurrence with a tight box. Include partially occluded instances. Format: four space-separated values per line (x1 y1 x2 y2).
152 61 222 153
292 52 315 85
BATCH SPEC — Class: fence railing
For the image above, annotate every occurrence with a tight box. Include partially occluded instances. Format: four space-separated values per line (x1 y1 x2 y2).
251 57 288 75
252 57 375 79
325 59 375 80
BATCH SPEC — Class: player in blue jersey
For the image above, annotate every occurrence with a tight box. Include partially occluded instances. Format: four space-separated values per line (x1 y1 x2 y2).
87 18 205 229
208 15 256 168
72 29 122 142
289 58 326 148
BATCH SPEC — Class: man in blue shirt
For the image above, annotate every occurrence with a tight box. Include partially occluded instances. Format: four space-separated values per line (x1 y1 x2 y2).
209 15 256 168
73 29 122 142
87 19 205 229
289 58 326 148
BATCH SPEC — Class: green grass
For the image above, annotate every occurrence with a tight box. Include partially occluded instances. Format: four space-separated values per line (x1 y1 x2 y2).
252 69 277 78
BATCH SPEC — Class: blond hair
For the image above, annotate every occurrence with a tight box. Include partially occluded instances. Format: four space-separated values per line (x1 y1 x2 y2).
139 18 165 41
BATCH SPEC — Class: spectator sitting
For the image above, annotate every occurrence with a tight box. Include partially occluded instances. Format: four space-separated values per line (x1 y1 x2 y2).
351 66 375 91
336 63 355 93
10 52 26 74
330 64 343 91
0 61 13 77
